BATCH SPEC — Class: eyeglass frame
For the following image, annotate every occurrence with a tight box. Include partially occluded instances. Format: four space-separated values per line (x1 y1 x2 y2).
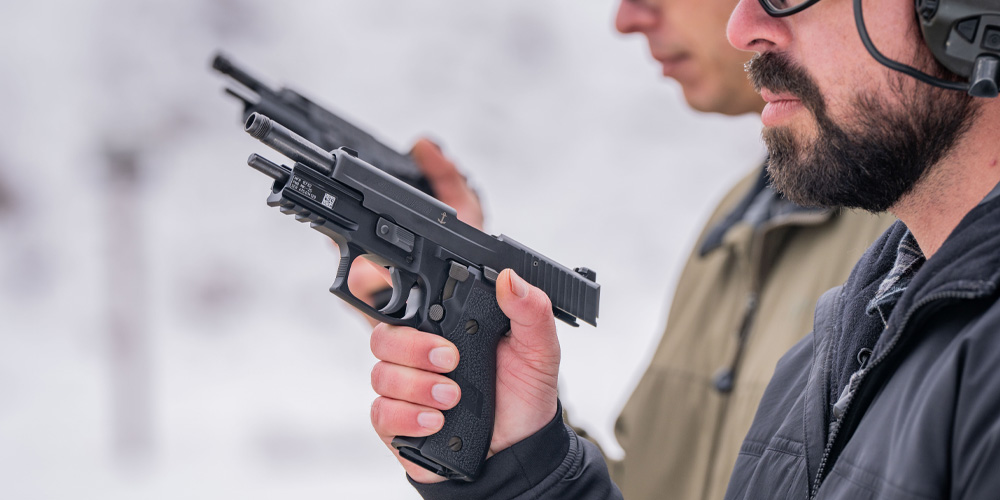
758 0 823 17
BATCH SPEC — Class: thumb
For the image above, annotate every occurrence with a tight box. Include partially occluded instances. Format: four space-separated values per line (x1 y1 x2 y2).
495 269 560 361
491 269 560 450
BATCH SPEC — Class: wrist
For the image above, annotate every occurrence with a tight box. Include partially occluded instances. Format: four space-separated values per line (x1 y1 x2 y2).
490 392 558 456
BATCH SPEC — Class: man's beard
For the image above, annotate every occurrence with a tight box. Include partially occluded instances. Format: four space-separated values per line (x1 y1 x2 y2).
746 52 979 212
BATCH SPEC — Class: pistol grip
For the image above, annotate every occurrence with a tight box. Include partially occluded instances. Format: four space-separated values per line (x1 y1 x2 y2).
392 270 509 481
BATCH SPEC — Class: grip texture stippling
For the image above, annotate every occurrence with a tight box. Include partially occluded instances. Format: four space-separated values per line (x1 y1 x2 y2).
391 273 509 481
420 283 508 480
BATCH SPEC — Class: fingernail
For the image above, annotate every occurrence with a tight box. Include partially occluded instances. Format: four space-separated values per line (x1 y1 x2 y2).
417 412 443 429
510 271 529 298
432 384 459 406
429 347 457 370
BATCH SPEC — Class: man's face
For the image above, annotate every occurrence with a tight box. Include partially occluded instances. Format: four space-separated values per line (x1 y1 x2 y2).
726 0 979 212
616 0 764 116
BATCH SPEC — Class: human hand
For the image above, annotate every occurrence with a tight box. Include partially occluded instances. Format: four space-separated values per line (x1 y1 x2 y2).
368 269 561 483
409 138 483 230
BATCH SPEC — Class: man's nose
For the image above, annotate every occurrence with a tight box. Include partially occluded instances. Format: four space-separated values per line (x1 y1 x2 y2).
727 0 791 53
615 0 657 35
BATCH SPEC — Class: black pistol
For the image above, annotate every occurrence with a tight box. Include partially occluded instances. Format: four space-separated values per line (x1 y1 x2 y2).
240 112 600 481
212 52 433 195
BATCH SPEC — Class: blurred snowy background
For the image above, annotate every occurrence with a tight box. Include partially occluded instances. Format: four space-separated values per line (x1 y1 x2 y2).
0 1 765 498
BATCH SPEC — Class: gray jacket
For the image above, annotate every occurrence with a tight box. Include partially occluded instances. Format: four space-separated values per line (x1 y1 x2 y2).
726 204 1000 499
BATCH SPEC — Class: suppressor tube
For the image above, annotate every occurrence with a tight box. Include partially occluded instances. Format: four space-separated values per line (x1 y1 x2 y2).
245 112 334 176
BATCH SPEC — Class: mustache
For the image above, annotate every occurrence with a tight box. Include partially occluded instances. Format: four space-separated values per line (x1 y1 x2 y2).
746 52 825 116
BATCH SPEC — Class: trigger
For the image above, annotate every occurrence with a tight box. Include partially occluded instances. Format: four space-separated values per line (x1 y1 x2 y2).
380 267 418 316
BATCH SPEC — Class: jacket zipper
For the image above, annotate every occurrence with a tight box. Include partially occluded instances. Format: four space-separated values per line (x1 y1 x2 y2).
714 292 759 393
808 290 980 499
712 195 831 393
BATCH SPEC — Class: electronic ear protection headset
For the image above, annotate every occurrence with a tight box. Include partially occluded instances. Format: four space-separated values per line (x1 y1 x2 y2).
858 0 1000 97
761 0 1000 97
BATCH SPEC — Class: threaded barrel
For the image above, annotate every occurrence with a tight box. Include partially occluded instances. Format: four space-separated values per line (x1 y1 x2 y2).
244 113 272 140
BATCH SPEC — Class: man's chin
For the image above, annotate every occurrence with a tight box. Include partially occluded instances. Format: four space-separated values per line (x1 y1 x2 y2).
762 128 836 209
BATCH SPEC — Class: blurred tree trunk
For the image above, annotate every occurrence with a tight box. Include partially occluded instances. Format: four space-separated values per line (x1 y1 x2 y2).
104 145 153 462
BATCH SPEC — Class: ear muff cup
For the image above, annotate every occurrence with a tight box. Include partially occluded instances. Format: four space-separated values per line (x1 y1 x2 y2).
916 0 1000 79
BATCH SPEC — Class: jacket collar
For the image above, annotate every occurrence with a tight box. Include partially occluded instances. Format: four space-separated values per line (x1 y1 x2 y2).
877 193 1000 346
841 181 1000 334
699 164 830 256
813 184 1000 433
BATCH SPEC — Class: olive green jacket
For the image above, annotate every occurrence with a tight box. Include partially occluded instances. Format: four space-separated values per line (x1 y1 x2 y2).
582 168 895 500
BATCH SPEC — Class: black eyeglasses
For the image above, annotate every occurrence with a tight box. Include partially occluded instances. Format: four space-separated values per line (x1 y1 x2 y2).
757 0 823 17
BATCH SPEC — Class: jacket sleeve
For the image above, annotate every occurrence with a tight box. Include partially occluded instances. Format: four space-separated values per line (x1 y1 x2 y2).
409 401 623 500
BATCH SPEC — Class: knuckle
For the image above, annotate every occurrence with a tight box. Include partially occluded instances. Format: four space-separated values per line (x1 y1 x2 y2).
370 397 387 429
370 362 389 394
370 397 407 434
526 289 554 319
536 291 553 311
370 323 393 357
